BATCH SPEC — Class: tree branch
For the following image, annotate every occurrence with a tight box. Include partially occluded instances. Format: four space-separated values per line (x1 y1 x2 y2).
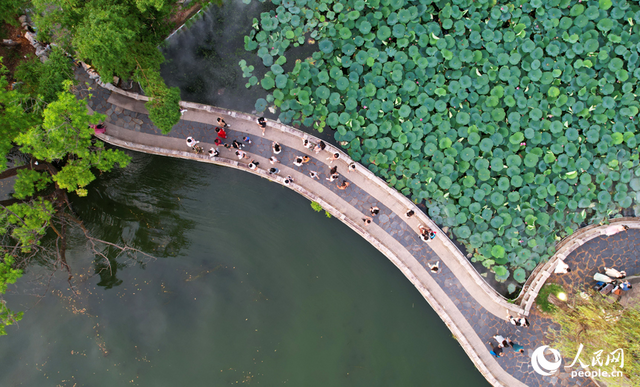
0 163 49 180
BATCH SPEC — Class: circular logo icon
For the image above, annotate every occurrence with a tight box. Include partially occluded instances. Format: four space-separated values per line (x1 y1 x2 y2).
531 345 562 376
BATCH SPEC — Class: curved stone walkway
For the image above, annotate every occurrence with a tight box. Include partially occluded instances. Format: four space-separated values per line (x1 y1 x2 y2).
75 68 598 387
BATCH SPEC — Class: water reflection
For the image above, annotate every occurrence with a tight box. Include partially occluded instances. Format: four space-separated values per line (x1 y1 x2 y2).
72 151 201 288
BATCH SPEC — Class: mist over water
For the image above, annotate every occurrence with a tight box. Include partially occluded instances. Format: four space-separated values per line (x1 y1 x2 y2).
161 0 273 114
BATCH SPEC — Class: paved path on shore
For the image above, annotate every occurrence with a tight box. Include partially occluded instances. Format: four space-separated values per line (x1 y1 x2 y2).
75 68 598 387
552 228 640 297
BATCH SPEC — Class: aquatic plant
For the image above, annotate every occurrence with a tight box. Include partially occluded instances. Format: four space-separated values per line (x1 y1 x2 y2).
310 201 323 212
242 0 640 283
536 283 565 313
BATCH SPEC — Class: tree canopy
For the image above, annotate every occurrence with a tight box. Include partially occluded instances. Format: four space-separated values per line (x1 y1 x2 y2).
0 54 130 335
31 0 181 134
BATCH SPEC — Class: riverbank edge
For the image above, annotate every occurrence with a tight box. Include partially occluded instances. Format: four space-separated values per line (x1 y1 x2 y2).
16 9 526 317
94 127 518 387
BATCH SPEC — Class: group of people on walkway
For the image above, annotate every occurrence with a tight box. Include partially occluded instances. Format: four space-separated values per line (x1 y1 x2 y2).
505 310 530 327
418 225 436 242
488 334 525 358
362 205 380 227
187 115 361 194
185 116 252 159
594 266 633 296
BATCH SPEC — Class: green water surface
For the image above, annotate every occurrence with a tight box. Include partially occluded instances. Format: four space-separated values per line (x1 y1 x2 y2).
1 154 488 386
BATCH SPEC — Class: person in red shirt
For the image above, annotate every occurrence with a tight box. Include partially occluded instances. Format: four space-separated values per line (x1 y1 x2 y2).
215 127 227 139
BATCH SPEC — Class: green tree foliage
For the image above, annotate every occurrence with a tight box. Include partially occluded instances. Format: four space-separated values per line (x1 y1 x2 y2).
15 82 131 197
12 169 52 200
134 0 167 12
0 59 35 171
1 199 55 251
0 0 26 24
14 47 75 103
548 290 640 386
138 68 182 135
31 0 181 133
73 4 140 81
0 255 23 336
0 51 130 337
243 0 640 283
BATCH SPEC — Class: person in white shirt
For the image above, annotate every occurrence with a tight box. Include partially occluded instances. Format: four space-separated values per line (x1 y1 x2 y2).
604 267 626 279
186 136 198 148
554 261 571 274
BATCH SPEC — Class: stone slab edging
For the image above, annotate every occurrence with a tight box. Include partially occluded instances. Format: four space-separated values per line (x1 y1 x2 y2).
105 89 523 317
175 100 525 317
48 20 523 316
519 217 640 314
95 130 521 387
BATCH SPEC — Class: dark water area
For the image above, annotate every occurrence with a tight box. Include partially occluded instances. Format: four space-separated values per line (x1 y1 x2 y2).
159 0 339 145
1 153 488 386
158 0 520 300
160 0 279 116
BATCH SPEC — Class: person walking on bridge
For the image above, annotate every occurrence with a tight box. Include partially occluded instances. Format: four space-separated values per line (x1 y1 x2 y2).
215 127 227 139
217 117 229 128
186 136 199 148
258 117 267 135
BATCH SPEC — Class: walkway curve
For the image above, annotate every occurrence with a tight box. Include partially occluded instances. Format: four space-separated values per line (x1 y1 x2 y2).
98 70 524 318
17 13 600 383
91 107 522 387
77 67 598 387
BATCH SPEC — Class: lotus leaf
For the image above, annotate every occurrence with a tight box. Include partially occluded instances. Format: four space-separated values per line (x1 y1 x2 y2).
255 98 268 112
398 105 411 118
439 176 452 189
478 169 491 181
316 86 330 100
327 113 339 127
513 268 526 283
336 77 350 90
261 76 275 90
493 265 509 282
364 139 378 149
377 26 391 41
523 154 538 168
479 138 493 152
329 93 341 106
345 98 357 111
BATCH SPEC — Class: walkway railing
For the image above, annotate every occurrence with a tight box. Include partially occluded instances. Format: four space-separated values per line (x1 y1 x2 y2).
518 217 640 313
144 96 526 317
94 114 518 387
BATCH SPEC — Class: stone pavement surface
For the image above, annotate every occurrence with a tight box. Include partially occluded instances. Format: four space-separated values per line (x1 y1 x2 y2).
552 228 640 298
75 68 600 387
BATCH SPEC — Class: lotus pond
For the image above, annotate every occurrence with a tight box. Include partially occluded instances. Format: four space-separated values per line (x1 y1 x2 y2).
241 0 640 292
